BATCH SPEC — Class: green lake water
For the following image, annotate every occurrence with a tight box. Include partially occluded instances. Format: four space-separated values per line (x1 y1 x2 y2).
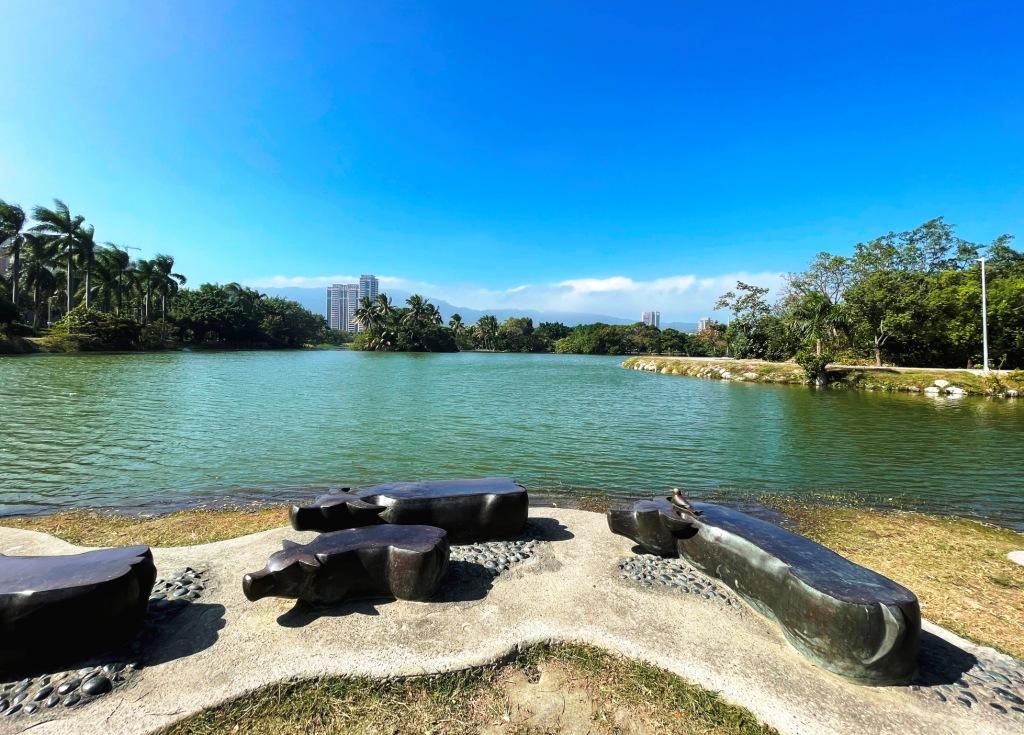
1 351 1022 527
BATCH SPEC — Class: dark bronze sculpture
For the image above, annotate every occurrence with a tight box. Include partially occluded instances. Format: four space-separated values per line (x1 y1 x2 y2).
243 525 450 604
0 546 156 675
608 494 921 685
290 477 528 543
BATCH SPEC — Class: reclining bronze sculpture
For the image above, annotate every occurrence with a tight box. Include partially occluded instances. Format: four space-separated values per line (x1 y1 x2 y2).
608 492 920 685
290 477 528 543
243 525 450 604
0 546 156 675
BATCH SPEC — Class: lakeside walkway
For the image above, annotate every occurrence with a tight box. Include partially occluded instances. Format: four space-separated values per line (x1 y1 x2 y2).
1 507 1020 735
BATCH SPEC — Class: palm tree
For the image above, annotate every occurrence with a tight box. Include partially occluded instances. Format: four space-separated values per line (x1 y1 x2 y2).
134 258 159 323
354 296 378 331
92 246 130 313
476 315 499 350
153 254 186 318
32 200 87 313
402 294 429 326
20 234 57 328
76 225 97 309
448 313 465 337
0 200 27 308
789 291 847 356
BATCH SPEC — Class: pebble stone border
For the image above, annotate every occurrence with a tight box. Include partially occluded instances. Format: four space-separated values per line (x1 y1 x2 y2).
449 538 540 576
616 553 742 608
911 645 1024 721
0 567 206 720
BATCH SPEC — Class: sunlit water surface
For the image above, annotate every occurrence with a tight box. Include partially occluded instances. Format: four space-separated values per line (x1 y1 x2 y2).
1 351 1021 527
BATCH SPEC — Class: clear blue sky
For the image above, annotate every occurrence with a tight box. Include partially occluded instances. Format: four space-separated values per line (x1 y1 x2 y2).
2 1 1021 319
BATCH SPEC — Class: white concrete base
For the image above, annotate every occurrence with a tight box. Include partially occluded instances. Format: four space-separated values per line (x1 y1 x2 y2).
0 508 1018 735
1008 551 1024 567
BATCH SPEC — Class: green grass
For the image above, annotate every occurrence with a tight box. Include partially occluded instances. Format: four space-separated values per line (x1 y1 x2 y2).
158 643 777 735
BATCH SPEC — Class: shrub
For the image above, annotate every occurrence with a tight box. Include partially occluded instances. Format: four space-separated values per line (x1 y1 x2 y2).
140 319 179 350
49 307 141 350
0 293 18 330
794 349 833 386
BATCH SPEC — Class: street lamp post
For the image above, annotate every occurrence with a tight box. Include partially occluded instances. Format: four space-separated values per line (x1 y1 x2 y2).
978 257 989 372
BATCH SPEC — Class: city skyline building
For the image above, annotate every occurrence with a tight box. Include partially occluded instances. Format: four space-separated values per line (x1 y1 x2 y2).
359 274 379 304
327 274 379 332
697 317 715 332
641 311 660 328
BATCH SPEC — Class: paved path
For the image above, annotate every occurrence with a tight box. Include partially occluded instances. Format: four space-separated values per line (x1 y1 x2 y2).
0 508 1019 735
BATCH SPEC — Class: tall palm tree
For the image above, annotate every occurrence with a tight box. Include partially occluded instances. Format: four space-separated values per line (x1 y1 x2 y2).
354 296 379 331
134 258 159 323
32 200 87 313
153 254 186 318
0 200 27 308
76 225 97 309
476 315 499 350
92 246 131 313
402 294 429 326
448 313 465 337
375 293 394 321
20 234 57 328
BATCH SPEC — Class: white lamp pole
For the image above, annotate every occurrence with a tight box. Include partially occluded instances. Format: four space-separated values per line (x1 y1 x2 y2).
978 257 989 371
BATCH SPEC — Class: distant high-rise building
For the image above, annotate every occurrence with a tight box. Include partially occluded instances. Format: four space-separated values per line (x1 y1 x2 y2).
326 274 379 332
641 311 660 328
697 317 715 332
359 274 379 303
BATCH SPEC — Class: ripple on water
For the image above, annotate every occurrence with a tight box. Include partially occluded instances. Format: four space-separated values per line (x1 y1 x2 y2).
0 352 1022 526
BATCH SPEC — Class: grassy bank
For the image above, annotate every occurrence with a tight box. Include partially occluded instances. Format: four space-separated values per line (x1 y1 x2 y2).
768 502 1024 659
2 506 288 546
623 355 1024 397
159 643 775 735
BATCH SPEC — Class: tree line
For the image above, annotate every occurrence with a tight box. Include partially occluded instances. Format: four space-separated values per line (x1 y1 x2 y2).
1 198 328 350
350 218 1023 369
711 217 1023 373
349 293 715 355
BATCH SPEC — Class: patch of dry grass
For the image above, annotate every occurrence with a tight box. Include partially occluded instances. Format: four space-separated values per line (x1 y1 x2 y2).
159 643 777 735
771 502 1024 658
1 506 287 547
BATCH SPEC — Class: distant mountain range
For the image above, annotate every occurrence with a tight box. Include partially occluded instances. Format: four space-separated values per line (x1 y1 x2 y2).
256 286 698 332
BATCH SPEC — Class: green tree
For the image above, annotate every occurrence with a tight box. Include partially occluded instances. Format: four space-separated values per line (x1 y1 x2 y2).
31 200 87 313
474 315 499 350
20 234 57 328
0 200 28 309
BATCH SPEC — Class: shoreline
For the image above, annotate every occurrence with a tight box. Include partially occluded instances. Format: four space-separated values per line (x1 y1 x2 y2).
624 355 1024 398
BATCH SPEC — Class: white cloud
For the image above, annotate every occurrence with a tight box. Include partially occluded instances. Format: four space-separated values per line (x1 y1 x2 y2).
245 271 785 321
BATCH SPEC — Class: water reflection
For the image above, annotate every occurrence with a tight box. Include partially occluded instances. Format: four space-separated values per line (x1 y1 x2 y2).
0 351 1022 527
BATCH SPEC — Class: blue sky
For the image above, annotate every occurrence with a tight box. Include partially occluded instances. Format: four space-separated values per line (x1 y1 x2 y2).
2 1 1022 319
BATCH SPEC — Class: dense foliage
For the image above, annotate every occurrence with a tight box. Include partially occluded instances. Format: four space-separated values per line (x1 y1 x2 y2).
351 295 710 356
172 284 328 347
1 196 326 349
715 218 1024 368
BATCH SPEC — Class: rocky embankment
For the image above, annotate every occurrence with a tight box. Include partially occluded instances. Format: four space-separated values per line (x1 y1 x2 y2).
623 356 1022 398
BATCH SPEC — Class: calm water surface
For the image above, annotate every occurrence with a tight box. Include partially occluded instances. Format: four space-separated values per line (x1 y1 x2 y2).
1 351 1022 526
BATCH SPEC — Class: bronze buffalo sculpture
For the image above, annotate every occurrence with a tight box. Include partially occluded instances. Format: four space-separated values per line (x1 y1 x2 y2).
243 525 450 604
289 477 528 543
0 546 156 675
608 492 920 686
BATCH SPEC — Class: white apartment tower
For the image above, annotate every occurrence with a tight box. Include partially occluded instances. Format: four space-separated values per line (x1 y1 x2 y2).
359 274 379 303
641 311 660 328
327 274 379 332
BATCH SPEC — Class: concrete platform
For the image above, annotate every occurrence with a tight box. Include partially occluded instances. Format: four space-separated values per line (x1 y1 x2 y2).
0 507 1019 735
